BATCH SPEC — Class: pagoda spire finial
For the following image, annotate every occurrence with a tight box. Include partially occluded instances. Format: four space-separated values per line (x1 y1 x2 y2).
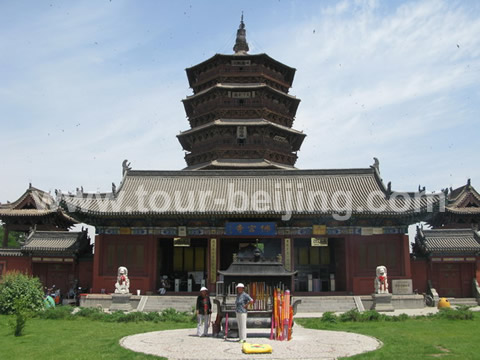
233 12 249 54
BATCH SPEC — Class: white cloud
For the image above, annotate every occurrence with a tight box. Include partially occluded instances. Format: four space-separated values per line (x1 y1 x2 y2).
258 0 480 191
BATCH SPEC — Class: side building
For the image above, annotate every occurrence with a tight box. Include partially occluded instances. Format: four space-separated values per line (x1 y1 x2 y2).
412 180 480 298
0 185 92 293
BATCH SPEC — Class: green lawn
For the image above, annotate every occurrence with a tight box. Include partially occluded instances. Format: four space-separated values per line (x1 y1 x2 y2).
2 312 479 359
297 313 480 359
0 315 194 360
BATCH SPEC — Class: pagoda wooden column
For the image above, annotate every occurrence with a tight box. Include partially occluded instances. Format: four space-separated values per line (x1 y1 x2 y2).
2 225 8 248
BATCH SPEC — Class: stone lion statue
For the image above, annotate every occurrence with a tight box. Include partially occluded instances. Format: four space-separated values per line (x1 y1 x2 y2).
374 265 388 294
114 266 130 294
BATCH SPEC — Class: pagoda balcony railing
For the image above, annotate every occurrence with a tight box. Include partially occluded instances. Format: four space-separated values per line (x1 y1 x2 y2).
187 98 296 119
192 65 290 89
186 137 295 156
185 150 297 166
189 110 294 129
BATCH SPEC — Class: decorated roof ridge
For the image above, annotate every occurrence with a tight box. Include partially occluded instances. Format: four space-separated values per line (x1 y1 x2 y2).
177 118 306 136
123 166 378 177
182 83 300 101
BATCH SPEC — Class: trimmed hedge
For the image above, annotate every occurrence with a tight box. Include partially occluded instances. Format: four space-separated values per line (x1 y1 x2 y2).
319 307 474 323
38 306 195 323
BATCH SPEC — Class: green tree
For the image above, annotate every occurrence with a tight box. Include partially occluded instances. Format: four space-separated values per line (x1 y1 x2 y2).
0 224 25 248
0 271 45 315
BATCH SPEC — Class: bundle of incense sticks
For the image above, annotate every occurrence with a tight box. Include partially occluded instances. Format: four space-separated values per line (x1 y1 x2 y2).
227 282 286 312
246 282 272 310
272 288 293 341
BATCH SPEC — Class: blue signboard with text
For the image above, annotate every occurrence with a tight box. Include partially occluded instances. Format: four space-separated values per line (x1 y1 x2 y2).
225 222 277 236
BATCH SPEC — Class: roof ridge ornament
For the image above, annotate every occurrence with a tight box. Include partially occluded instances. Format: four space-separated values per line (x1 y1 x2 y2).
371 157 380 173
233 12 249 55
122 159 132 176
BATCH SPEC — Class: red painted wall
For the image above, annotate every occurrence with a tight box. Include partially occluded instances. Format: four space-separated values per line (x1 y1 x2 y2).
410 259 428 294
350 234 411 295
78 259 93 291
92 234 157 294
0 256 31 275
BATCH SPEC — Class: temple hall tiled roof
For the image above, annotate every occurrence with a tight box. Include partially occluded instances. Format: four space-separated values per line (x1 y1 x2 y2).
0 186 55 211
0 186 77 225
445 181 480 215
416 228 480 255
22 230 89 256
60 167 438 218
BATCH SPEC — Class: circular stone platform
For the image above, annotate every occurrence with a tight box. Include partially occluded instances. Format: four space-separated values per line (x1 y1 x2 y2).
120 326 381 360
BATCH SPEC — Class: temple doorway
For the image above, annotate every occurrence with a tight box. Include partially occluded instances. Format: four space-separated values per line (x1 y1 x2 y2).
219 237 281 270
156 238 207 292
293 237 346 292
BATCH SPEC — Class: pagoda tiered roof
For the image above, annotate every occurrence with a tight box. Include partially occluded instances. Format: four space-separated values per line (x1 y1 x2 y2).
186 53 296 91
177 118 306 152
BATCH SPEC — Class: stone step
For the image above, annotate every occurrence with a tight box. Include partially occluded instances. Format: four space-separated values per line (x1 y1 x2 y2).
293 296 356 312
448 298 479 306
142 296 197 312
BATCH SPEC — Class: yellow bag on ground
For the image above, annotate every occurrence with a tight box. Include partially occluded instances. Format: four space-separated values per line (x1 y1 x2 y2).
242 343 273 354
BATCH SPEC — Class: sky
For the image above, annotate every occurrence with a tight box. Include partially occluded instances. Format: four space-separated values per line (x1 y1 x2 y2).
1 0 479 219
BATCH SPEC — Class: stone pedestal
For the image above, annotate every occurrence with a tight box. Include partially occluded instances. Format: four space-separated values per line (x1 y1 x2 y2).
110 293 132 311
372 293 394 312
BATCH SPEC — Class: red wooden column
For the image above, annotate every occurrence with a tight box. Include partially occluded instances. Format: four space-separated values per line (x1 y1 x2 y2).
402 234 412 278
344 234 353 293
476 257 480 284
151 235 158 293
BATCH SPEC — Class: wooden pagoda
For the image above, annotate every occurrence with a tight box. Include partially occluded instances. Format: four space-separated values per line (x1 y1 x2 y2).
178 16 305 170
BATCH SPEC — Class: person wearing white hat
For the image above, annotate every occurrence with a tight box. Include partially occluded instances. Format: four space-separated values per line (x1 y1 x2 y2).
196 286 212 336
235 283 254 343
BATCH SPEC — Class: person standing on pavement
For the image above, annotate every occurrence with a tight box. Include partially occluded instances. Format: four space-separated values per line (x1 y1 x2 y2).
196 286 212 336
235 283 254 343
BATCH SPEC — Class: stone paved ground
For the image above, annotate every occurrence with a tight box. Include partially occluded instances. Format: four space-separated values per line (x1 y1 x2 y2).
120 325 381 360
